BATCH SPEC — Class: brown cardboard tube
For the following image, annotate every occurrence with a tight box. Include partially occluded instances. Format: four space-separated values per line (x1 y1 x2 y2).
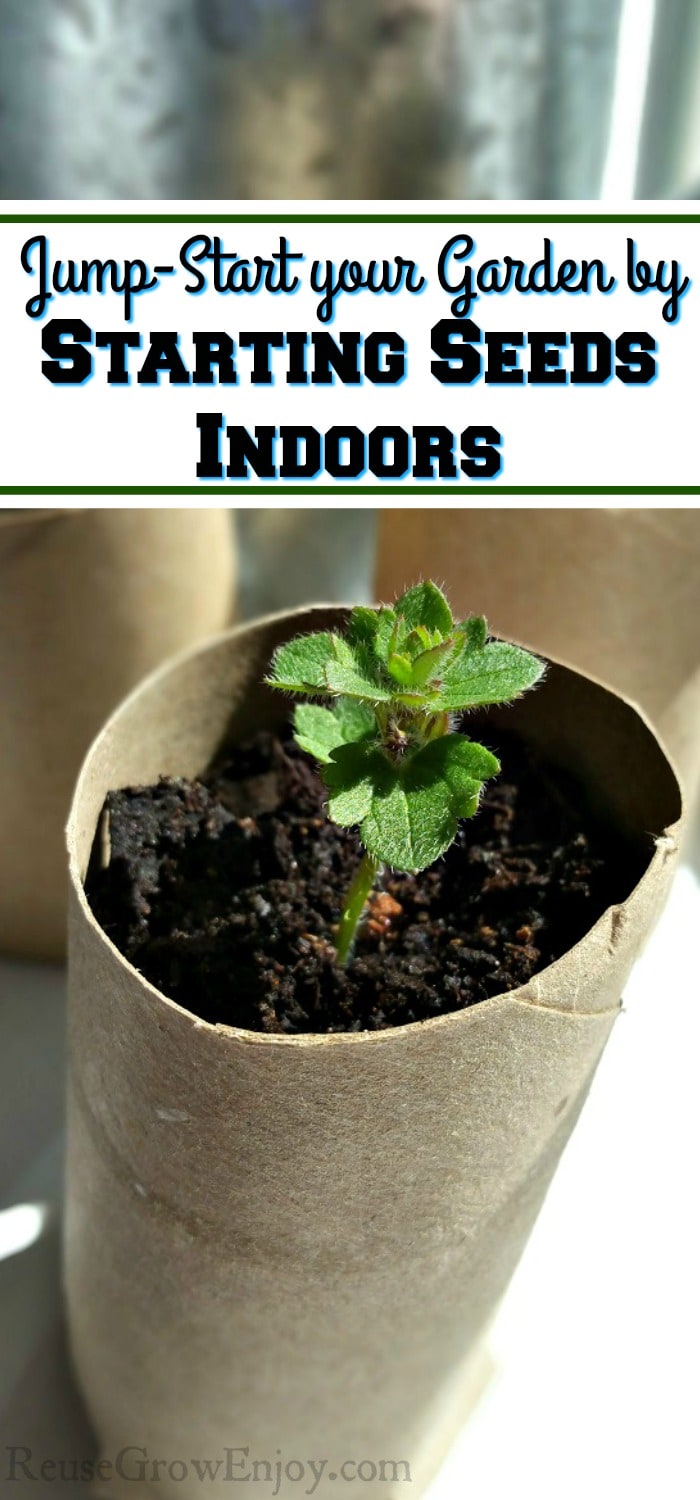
376 508 700 805
0 507 237 960
65 607 682 1499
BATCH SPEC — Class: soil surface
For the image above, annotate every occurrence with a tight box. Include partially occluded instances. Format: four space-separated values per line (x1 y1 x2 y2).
86 726 644 1034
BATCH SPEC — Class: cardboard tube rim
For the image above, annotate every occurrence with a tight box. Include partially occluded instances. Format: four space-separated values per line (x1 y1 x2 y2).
66 605 683 1051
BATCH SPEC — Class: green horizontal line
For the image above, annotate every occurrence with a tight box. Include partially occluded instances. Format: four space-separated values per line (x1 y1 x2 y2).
1 214 699 225
3 487 699 497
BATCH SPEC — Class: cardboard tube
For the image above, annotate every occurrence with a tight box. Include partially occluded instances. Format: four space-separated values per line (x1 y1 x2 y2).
0 507 237 961
65 607 681 1499
376 508 700 804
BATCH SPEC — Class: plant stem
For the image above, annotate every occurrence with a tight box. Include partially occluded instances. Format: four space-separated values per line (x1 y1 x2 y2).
336 853 381 967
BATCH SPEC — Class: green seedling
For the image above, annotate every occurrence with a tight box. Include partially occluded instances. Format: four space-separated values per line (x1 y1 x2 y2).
266 582 544 965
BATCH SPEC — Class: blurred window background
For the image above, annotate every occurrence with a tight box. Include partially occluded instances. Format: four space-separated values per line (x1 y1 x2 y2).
1 0 699 200
237 510 376 619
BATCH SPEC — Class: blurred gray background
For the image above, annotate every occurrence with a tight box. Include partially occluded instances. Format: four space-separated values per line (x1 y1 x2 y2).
1 0 698 199
236 509 376 617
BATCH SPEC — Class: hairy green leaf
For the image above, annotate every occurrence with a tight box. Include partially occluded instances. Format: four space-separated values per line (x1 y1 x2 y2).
294 700 375 764
323 743 387 825
360 773 456 871
373 607 400 663
436 641 545 710
324 733 498 873
406 626 433 655
391 687 442 709
457 614 489 652
266 632 335 694
394 581 453 636
414 734 500 801
409 638 457 688
325 635 394 702
346 606 380 650
387 652 414 687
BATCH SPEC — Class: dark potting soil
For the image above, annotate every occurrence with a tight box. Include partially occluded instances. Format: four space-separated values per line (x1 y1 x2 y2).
86 726 644 1034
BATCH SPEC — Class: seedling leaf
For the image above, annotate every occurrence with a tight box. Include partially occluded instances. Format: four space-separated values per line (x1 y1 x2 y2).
394 581 453 635
347 606 380 650
324 743 385 825
409 638 457 688
293 700 375 763
458 614 488 651
374 607 400 662
436 641 545 710
325 635 394 702
267 632 335 694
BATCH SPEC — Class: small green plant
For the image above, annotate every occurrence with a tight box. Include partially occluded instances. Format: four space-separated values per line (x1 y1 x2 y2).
267 582 544 965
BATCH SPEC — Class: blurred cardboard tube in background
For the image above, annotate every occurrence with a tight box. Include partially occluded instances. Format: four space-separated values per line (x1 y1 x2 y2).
376 508 700 806
65 606 680 1500
0 507 237 962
